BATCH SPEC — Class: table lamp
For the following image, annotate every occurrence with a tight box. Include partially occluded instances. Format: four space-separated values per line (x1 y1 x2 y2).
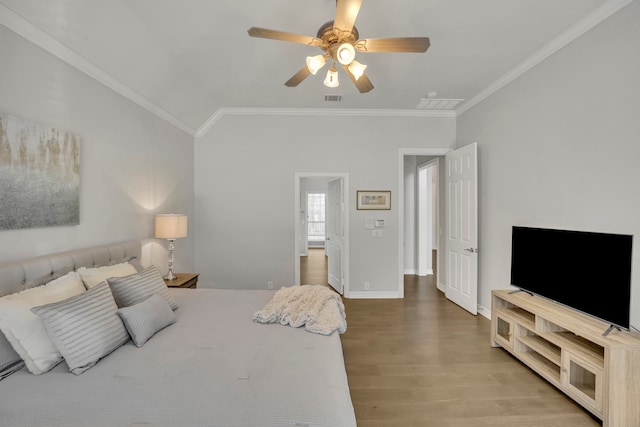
155 214 188 280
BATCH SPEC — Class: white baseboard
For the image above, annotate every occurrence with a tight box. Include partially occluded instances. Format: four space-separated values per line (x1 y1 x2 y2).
477 304 491 320
417 269 434 276
404 269 436 276
347 291 401 299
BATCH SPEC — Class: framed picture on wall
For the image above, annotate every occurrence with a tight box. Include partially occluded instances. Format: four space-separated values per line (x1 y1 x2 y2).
0 111 81 230
356 191 391 210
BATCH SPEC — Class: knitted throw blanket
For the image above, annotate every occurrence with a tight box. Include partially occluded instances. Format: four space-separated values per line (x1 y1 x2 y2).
253 285 347 335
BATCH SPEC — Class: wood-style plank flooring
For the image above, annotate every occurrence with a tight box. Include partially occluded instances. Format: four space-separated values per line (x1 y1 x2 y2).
300 248 329 286
341 274 602 426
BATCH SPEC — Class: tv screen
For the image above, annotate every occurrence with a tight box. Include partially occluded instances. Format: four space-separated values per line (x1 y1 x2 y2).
510 226 633 329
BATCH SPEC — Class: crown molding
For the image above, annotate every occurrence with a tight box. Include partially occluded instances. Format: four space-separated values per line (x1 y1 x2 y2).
0 4 196 136
4 0 629 137
195 107 456 138
456 0 634 116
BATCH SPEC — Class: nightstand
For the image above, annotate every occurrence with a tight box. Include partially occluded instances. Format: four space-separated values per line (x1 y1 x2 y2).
164 273 199 289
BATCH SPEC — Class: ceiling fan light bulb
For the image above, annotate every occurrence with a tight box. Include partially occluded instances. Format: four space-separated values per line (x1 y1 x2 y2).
323 67 339 88
336 43 355 65
348 60 367 80
306 55 326 75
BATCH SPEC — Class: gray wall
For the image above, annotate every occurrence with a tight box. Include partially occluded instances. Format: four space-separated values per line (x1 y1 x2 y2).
457 1 640 326
0 25 195 271
194 114 455 294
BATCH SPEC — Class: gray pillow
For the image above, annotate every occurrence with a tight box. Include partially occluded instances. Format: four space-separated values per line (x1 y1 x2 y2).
31 283 129 375
118 294 176 347
0 331 23 380
107 266 178 310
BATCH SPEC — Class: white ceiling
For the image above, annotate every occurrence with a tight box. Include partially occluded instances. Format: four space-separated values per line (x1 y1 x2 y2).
0 0 627 135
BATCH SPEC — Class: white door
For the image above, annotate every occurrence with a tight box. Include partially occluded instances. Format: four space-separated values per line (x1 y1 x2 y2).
327 178 344 294
445 142 478 314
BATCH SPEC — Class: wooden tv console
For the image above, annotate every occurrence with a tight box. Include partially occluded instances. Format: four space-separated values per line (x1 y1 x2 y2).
491 290 640 426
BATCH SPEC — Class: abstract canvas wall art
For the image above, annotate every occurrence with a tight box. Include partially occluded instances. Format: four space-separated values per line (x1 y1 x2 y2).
0 112 80 230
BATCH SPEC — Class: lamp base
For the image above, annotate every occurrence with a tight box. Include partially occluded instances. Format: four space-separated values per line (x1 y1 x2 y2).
163 271 177 281
164 238 177 281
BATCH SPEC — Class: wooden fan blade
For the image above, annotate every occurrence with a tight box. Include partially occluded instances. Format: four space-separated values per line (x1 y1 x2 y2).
356 37 431 53
285 66 312 87
248 27 321 47
333 0 363 34
341 64 374 93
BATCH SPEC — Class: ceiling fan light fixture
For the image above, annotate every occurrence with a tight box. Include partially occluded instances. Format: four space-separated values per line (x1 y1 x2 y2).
336 43 355 65
348 60 367 80
306 55 326 75
323 65 339 88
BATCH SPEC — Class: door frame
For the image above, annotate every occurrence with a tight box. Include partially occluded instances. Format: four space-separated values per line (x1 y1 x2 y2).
398 148 450 298
294 172 350 295
417 159 438 277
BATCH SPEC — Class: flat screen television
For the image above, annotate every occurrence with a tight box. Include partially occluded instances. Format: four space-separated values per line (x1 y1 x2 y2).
510 226 633 330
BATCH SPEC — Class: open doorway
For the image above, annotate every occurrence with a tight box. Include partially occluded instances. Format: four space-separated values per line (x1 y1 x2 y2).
398 148 450 298
294 173 350 295
301 190 328 286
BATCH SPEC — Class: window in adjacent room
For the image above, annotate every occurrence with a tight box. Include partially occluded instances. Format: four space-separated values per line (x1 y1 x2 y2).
307 192 326 247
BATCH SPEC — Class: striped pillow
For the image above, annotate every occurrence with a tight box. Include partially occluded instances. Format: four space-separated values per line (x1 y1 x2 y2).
31 283 129 375
0 331 23 380
118 294 176 347
107 266 178 310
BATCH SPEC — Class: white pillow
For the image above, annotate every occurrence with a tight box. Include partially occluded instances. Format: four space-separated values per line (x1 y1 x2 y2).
0 272 86 375
77 262 137 289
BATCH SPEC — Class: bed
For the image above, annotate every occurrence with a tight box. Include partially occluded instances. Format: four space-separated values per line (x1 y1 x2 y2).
0 241 356 427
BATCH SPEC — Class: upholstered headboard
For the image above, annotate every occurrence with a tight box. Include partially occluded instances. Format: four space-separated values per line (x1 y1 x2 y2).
0 241 142 297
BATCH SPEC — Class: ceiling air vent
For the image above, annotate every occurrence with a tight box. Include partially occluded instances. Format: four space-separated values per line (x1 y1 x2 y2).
416 92 463 110
415 98 464 110
324 95 342 102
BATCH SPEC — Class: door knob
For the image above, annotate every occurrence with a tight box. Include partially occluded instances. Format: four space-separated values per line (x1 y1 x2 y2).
464 248 478 253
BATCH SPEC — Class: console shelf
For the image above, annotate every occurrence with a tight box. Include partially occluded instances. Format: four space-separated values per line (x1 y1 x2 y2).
517 334 561 366
491 290 640 427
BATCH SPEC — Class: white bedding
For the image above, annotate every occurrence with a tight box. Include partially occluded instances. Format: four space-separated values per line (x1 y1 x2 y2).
253 285 347 335
0 288 356 427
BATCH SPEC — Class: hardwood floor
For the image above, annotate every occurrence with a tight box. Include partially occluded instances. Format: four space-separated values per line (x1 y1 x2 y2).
341 274 601 426
300 248 328 286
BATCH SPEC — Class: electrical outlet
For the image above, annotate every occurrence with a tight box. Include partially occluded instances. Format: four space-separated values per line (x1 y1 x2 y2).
267 281 274 289
364 282 370 290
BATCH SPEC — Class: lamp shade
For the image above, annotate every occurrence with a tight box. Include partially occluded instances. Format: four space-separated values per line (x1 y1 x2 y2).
155 214 188 239
306 55 326 75
323 66 339 88
348 60 367 80
336 43 355 65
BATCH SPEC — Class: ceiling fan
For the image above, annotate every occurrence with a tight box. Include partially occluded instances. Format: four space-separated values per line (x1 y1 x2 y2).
248 0 430 93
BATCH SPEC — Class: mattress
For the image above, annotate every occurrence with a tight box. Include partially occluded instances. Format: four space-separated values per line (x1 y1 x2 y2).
0 288 356 427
